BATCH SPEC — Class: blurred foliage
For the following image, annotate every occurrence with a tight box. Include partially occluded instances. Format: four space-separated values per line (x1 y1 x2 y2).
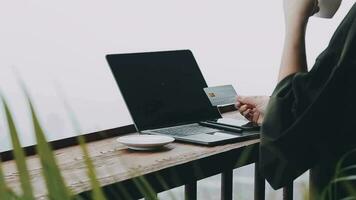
0 90 106 200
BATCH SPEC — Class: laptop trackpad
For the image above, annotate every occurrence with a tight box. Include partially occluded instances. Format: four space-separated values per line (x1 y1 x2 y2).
182 132 240 143
210 132 240 138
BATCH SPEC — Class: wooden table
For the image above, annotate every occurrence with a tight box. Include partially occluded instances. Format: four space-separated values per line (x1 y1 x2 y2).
2 111 263 200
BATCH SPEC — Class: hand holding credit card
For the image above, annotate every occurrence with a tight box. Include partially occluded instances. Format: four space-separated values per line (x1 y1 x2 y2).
203 85 237 106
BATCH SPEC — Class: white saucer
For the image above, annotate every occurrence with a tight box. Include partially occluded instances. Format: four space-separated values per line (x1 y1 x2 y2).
117 135 175 151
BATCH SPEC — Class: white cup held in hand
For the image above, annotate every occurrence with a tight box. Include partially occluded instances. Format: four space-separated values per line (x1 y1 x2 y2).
314 0 342 18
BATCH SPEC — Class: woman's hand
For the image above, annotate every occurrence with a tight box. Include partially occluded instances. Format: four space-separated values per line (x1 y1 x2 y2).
234 96 270 125
283 0 319 24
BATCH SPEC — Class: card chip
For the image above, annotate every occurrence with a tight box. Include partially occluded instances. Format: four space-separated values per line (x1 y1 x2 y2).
208 93 216 97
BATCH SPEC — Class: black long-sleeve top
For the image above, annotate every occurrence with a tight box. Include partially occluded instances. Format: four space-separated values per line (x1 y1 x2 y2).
260 3 356 189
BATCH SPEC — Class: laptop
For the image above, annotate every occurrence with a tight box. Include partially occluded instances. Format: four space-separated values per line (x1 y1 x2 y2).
106 50 259 145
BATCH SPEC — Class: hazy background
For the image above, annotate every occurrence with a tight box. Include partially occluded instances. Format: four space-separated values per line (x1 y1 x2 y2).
1 1 355 199
1 0 353 152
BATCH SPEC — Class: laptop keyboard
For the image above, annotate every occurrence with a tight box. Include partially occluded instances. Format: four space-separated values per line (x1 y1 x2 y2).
151 123 219 137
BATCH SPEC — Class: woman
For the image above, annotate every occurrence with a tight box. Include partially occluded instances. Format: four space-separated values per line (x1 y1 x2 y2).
235 0 356 199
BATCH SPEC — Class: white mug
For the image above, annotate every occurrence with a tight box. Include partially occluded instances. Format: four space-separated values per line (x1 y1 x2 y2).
314 0 343 18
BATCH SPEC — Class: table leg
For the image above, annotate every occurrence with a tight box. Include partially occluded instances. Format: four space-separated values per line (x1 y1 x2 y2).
185 181 197 200
283 182 293 200
254 162 265 200
221 169 233 200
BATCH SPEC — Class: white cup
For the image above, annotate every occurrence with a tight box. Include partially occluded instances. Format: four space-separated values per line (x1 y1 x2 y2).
314 0 342 18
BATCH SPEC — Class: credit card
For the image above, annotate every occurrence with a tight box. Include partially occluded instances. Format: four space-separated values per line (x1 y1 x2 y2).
203 85 237 106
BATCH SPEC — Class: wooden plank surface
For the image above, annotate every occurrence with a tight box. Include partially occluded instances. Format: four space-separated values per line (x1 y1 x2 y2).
2 111 259 199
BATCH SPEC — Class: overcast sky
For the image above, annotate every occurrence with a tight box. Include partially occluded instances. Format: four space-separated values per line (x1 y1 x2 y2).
0 0 354 152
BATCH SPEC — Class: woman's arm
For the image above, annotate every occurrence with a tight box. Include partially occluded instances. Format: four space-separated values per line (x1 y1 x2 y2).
236 0 320 122
278 0 319 81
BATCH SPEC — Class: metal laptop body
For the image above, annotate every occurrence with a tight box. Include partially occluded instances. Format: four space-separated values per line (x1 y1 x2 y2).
106 50 258 145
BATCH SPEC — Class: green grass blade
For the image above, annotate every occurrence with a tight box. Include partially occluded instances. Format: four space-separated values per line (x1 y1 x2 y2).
333 175 356 182
15 77 72 199
77 136 106 200
27 99 72 200
132 176 158 200
341 165 356 172
0 160 16 200
1 97 34 200
55 83 106 200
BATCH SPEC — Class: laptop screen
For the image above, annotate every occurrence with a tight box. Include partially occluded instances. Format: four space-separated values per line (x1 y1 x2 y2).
107 50 222 130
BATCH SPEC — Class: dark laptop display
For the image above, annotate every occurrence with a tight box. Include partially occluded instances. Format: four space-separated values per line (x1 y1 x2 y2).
107 50 221 131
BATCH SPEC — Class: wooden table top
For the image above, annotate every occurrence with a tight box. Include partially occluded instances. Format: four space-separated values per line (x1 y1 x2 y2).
2 111 260 199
